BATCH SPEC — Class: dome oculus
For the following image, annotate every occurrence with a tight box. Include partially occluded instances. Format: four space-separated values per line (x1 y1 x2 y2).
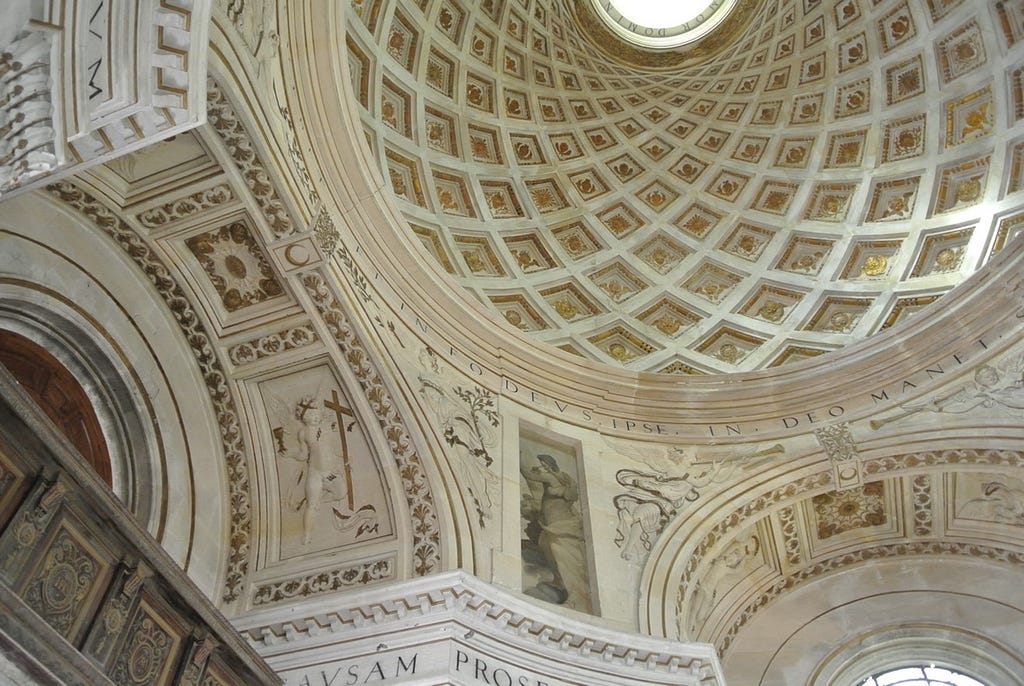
590 0 737 49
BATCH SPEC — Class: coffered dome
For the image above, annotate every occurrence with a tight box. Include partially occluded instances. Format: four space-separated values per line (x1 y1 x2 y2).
344 0 1024 373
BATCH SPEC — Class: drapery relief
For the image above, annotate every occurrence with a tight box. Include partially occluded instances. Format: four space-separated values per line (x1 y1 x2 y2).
953 472 1024 527
260 365 392 559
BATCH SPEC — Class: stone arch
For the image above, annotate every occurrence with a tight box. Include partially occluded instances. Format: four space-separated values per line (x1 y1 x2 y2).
0 191 231 599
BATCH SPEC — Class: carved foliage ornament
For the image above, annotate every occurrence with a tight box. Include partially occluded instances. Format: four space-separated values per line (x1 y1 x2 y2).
252 557 394 606
418 369 499 527
814 423 858 462
185 221 284 312
110 608 175 686
301 271 441 575
206 78 296 239
227 324 319 366
667 450 1024 653
24 528 100 637
137 185 234 229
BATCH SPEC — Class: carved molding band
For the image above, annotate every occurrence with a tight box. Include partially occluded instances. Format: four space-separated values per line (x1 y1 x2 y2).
226 323 320 366
206 78 296 240
252 557 395 606
46 181 253 603
239 571 723 685
719 540 1024 655
137 185 235 229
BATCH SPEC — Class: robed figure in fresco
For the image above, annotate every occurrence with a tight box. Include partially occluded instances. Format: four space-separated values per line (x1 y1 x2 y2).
520 453 592 613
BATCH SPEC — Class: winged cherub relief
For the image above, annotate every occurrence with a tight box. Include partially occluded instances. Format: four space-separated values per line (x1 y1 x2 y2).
269 385 380 548
870 353 1024 431
610 441 782 563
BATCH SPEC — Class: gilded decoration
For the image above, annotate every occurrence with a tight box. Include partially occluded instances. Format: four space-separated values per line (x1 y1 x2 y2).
343 0 1021 372
185 222 285 312
137 185 234 229
812 482 886 539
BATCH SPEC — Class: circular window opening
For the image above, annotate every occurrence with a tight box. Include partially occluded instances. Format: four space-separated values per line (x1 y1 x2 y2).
858 665 987 686
605 1 715 29
589 0 738 49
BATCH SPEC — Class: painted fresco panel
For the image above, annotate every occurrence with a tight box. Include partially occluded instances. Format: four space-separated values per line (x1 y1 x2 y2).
519 432 593 614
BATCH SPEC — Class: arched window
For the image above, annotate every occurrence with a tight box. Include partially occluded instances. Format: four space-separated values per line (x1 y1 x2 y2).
0 328 112 485
859 665 986 686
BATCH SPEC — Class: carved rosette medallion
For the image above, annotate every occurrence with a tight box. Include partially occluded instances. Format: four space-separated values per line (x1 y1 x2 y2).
186 222 285 312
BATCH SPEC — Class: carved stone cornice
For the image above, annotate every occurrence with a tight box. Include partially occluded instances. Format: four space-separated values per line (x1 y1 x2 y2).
236 570 724 686
1 1 212 198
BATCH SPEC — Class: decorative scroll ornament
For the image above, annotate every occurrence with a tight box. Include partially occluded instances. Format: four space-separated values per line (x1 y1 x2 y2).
418 347 500 526
252 557 394 606
610 441 782 563
137 185 234 229
227 324 320 366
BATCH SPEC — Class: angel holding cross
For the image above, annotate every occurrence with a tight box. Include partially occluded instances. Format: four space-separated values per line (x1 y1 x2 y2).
275 392 378 545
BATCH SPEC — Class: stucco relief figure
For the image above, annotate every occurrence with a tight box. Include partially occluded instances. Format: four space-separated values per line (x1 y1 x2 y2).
418 348 499 526
520 452 592 613
871 357 1024 430
957 479 1024 525
685 531 761 639
271 394 379 546
611 443 782 562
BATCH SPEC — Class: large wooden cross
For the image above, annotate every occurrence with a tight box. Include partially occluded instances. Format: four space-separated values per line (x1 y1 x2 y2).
323 390 355 510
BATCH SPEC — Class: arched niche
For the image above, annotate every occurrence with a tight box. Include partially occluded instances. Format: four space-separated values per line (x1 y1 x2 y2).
727 559 1024 685
0 190 230 599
